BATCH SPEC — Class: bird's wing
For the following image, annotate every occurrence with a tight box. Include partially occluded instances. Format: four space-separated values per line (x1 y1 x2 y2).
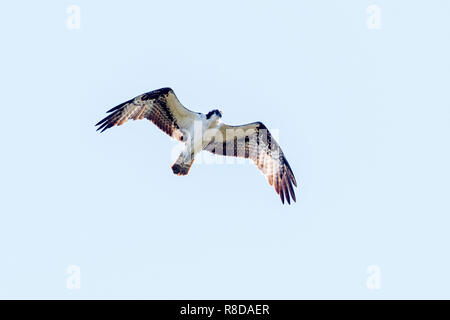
95 87 198 141
204 122 297 204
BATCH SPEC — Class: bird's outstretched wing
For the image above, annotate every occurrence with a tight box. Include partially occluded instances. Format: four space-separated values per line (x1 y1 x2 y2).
95 87 197 141
204 122 297 204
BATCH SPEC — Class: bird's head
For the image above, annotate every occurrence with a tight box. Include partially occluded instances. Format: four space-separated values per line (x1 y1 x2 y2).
206 109 223 120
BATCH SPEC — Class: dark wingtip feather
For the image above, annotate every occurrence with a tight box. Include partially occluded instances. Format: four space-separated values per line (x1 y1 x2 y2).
95 114 111 127
95 99 131 132
290 171 297 188
106 99 131 113
279 176 285 204
102 122 114 132
95 117 114 133
271 165 297 204
274 176 280 194
287 175 296 203
96 105 123 132
284 189 290 205
283 177 291 205
283 157 297 187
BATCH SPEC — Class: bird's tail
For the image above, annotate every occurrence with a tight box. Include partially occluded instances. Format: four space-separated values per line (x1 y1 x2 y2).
171 155 195 176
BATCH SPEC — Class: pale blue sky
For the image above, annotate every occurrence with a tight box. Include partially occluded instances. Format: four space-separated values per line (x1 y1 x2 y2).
0 0 449 299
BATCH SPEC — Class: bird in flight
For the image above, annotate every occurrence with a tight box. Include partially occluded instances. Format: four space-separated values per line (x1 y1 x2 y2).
96 88 297 204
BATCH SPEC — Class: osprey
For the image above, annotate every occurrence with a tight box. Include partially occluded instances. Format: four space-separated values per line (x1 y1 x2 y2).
96 88 297 204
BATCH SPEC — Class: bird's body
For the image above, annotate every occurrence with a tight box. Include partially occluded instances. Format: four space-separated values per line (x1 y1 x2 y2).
172 111 223 176
96 87 298 204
